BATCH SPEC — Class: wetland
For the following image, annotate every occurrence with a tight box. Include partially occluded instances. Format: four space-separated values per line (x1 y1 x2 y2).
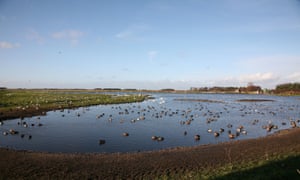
0 89 299 153
0 89 300 179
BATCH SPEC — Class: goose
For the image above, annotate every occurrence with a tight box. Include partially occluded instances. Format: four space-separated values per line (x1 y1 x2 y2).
151 136 158 140
291 121 297 128
214 132 220 137
219 128 224 133
266 124 273 132
194 134 200 140
227 124 233 128
9 129 19 135
157 136 164 141
99 139 106 145
228 133 235 139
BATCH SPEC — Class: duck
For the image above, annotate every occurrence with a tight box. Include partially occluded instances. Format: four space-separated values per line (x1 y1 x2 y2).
123 132 129 137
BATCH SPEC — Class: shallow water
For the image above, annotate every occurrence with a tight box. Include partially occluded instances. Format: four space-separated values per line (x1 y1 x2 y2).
0 93 299 153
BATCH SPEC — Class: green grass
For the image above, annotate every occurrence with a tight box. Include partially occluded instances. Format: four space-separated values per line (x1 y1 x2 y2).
157 153 300 180
0 89 148 114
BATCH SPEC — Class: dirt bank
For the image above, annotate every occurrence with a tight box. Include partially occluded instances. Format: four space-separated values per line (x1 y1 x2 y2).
0 128 299 179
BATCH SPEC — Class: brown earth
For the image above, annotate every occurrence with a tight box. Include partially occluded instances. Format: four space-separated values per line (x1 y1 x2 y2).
0 127 299 179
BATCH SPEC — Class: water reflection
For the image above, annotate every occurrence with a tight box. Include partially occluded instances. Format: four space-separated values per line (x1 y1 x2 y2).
0 93 299 153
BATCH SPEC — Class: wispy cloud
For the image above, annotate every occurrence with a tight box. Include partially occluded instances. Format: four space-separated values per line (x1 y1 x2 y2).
196 72 279 88
284 72 300 83
238 55 300 75
115 24 149 41
26 28 45 44
238 72 278 83
0 41 20 49
0 80 8 87
52 29 84 45
226 19 300 33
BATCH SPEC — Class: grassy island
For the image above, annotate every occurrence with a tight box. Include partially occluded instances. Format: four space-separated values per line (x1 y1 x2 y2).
0 89 148 120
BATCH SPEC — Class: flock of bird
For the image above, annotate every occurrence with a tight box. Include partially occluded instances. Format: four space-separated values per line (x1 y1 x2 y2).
0 96 299 151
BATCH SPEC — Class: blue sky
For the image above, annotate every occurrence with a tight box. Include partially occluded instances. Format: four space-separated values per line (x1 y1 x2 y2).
1 0 300 89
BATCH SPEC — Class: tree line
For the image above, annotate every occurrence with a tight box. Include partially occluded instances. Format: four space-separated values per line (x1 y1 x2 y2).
275 83 300 94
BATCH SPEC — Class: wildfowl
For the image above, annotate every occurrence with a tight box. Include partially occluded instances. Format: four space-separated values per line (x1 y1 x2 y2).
194 134 200 140
291 121 297 128
228 133 235 139
219 128 224 133
214 132 220 137
241 130 247 135
151 136 158 140
9 129 19 135
99 139 106 145
157 136 164 141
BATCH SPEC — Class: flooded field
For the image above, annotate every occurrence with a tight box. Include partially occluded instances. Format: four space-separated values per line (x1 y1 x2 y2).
0 93 299 153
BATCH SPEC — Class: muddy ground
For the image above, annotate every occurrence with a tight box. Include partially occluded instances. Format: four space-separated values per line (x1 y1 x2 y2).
0 127 299 179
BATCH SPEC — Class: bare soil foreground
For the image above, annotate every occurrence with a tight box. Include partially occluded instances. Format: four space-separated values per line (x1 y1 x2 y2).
0 128 300 179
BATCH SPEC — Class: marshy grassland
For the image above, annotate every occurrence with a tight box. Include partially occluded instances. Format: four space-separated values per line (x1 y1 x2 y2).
0 89 148 120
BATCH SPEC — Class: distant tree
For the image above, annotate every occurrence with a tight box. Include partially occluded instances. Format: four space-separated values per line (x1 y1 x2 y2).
275 83 300 93
123 89 137 91
160 88 175 91
103 88 122 91
246 83 261 92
